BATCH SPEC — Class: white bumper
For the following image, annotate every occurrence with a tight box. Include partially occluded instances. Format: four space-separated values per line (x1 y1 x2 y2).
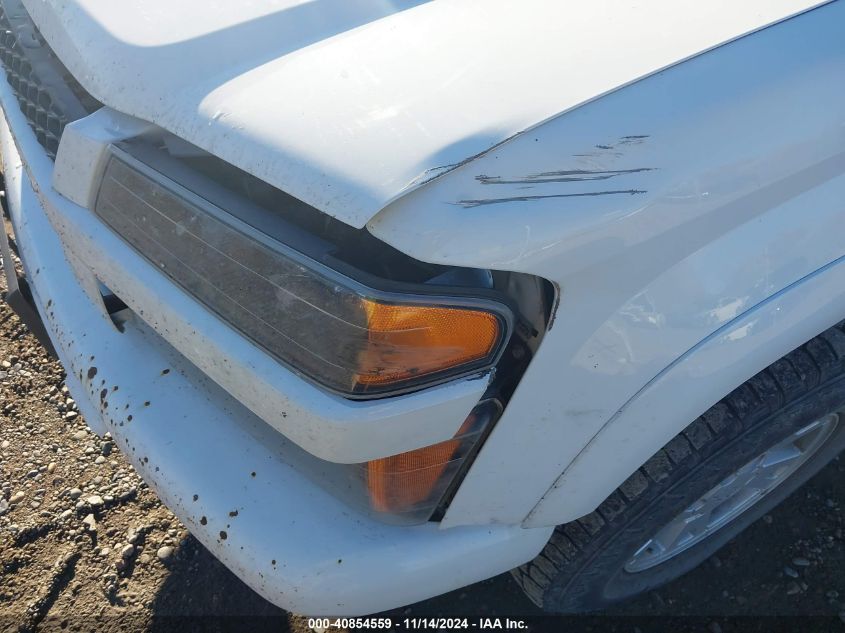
0 81 551 615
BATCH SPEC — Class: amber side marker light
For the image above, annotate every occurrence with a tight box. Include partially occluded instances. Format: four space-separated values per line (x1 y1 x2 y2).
355 301 502 390
364 399 503 521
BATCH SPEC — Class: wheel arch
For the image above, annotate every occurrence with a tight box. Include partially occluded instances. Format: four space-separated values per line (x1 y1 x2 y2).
525 254 845 528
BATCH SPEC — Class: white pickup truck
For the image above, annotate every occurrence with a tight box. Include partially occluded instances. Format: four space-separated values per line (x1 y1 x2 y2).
0 0 843 616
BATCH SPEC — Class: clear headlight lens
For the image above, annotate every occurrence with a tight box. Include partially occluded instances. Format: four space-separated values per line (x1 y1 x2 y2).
94 152 512 397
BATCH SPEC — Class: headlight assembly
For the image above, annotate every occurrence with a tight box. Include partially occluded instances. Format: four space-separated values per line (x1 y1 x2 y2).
94 151 512 398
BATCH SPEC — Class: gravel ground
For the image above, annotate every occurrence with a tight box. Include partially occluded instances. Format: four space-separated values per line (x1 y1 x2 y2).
1 251 844 632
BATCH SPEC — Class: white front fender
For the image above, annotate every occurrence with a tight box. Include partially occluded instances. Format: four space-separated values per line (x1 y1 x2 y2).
367 2 845 528
527 253 845 527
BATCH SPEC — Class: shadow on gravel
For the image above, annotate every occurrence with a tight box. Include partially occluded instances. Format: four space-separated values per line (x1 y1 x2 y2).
148 535 291 633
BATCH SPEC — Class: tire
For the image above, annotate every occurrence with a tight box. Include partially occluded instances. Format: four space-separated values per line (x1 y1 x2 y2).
512 320 845 613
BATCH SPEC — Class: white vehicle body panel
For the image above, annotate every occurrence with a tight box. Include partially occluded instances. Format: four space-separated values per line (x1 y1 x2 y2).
0 0 842 615
528 254 845 526
23 0 828 226
367 2 845 526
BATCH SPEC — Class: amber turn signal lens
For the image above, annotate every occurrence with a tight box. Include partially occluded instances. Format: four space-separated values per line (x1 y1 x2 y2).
367 437 463 513
365 400 502 517
355 300 501 389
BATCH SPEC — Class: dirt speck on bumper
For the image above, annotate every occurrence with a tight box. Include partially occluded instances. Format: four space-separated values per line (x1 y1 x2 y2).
0 270 309 631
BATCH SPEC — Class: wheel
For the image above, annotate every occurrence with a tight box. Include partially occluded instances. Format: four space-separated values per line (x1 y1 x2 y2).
513 320 845 613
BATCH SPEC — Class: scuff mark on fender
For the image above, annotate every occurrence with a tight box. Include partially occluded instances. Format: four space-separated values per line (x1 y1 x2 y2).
456 189 647 208
400 132 524 192
476 167 656 185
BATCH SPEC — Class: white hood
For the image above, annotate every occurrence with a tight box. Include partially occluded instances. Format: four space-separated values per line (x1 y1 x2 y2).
24 0 827 227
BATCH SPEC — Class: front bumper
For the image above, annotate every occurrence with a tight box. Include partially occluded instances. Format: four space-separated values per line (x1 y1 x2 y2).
0 79 551 613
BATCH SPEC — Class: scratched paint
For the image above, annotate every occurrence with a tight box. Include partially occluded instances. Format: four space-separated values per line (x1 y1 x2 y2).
476 167 656 185
457 189 648 208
